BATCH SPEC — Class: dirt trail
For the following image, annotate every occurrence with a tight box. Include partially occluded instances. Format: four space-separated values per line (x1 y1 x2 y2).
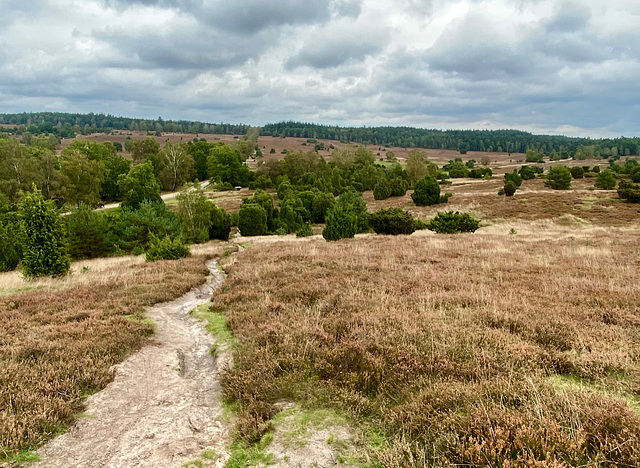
34 259 230 468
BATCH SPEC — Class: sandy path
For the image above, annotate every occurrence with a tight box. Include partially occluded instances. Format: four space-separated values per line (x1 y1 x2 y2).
34 259 230 468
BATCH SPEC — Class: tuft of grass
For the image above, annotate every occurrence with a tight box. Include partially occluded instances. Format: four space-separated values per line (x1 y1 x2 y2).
226 432 275 468
190 303 237 352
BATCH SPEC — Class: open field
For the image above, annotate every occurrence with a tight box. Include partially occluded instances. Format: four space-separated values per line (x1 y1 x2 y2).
0 245 228 462
216 224 640 466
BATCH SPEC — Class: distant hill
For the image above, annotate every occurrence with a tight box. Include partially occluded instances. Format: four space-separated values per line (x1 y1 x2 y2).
1 112 638 156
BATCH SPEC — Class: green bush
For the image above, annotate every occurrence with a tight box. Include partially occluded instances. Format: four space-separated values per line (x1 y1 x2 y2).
369 208 417 235
545 166 572 190
570 167 584 179
0 210 22 271
504 170 523 188
617 180 640 203
595 170 617 190
295 222 314 237
518 166 537 180
504 181 517 197
322 205 356 241
311 191 336 223
238 203 268 236
411 176 441 206
389 177 409 197
336 190 368 233
426 211 480 234
67 204 112 259
209 204 231 241
20 186 70 277
145 235 191 262
373 178 392 200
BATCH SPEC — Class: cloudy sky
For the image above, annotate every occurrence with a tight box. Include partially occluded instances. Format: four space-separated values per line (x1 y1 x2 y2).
1 0 639 137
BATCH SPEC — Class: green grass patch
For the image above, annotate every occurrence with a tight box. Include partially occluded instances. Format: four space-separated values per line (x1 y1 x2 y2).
190 303 237 351
0 448 41 464
123 313 157 334
226 433 275 468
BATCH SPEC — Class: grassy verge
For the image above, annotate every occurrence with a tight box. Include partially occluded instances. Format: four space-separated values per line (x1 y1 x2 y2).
214 233 640 466
0 249 225 462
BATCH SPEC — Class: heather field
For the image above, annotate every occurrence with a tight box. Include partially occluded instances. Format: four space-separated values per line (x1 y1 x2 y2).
0 248 226 462
216 225 640 466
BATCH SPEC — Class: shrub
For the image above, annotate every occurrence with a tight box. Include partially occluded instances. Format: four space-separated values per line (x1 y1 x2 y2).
311 192 336 223
145 235 191 261
295 222 314 237
519 166 537 180
209 204 231 241
426 211 480 234
238 203 268 236
322 205 356 241
369 208 417 235
617 180 640 203
595 170 617 190
570 167 584 179
411 176 441 206
250 175 274 190
545 166 572 190
67 205 112 259
0 210 22 271
504 180 517 197
389 177 409 197
336 190 368 233
373 178 392 200
504 170 523 188
20 186 70 277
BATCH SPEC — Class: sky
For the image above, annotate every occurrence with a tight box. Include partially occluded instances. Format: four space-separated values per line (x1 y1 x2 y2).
1 0 639 138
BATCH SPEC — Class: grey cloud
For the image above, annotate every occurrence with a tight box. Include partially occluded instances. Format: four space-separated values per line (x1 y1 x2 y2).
545 2 591 32
331 0 362 18
286 26 388 69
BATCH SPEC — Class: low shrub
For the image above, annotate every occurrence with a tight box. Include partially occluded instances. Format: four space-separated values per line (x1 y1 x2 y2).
618 180 640 203
145 235 191 261
295 222 314 237
369 208 416 235
595 170 617 190
570 167 585 179
238 203 268 236
322 205 356 241
412 176 441 206
426 211 480 234
504 180 517 197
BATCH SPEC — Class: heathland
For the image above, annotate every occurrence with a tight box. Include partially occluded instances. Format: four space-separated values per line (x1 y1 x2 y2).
1 124 640 466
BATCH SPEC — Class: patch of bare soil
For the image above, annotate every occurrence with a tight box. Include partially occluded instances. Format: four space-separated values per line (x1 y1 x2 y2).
33 259 230 468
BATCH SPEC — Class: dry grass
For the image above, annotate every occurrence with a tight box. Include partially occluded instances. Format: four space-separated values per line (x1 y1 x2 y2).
215 231 640 466
0 245 227 460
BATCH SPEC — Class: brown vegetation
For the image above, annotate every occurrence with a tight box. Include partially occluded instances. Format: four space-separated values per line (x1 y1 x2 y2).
0 251 224 459
215 231 640 465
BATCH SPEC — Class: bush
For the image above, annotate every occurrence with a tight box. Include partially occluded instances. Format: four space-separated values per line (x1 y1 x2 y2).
373 178 392 200
369 208 417 235
311 192 336 223
519 166 537 180
426 211 480 234
20 186 70 277
504 180 517 197
238 203 268 236
295 222 314 237
209 204 231 241
322 204 356 241
412 176 441 206
617 180 640 203
145 235 191 261
595 170 617 190
570 167 584 179
504 170 523 188
0 210 22 271
67 205 112 259
389 177 409 197
545 166 572 190
336 190 368 233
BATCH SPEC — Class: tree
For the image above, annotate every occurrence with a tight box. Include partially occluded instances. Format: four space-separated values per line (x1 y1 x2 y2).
0 206 22 271
209 204 231 241
322 204 356 241
158 141 195 191
130 137 160 164
207 143 250 187
118 162 162 209
504 170 523 188
525 149 543 163
336 190 368 233
60 150 106 207
373 178 392 200
570 167 584 179
545 166 572 190
480 155 491 167
67 204 111 259
311 191 336 223
238 203 268 236
594 170 616 190
20 185 70 277
177 183 212 243
187 140 214 181
405 150 427 185
412 176 441 206
504 180 517 197
101 155 131 201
